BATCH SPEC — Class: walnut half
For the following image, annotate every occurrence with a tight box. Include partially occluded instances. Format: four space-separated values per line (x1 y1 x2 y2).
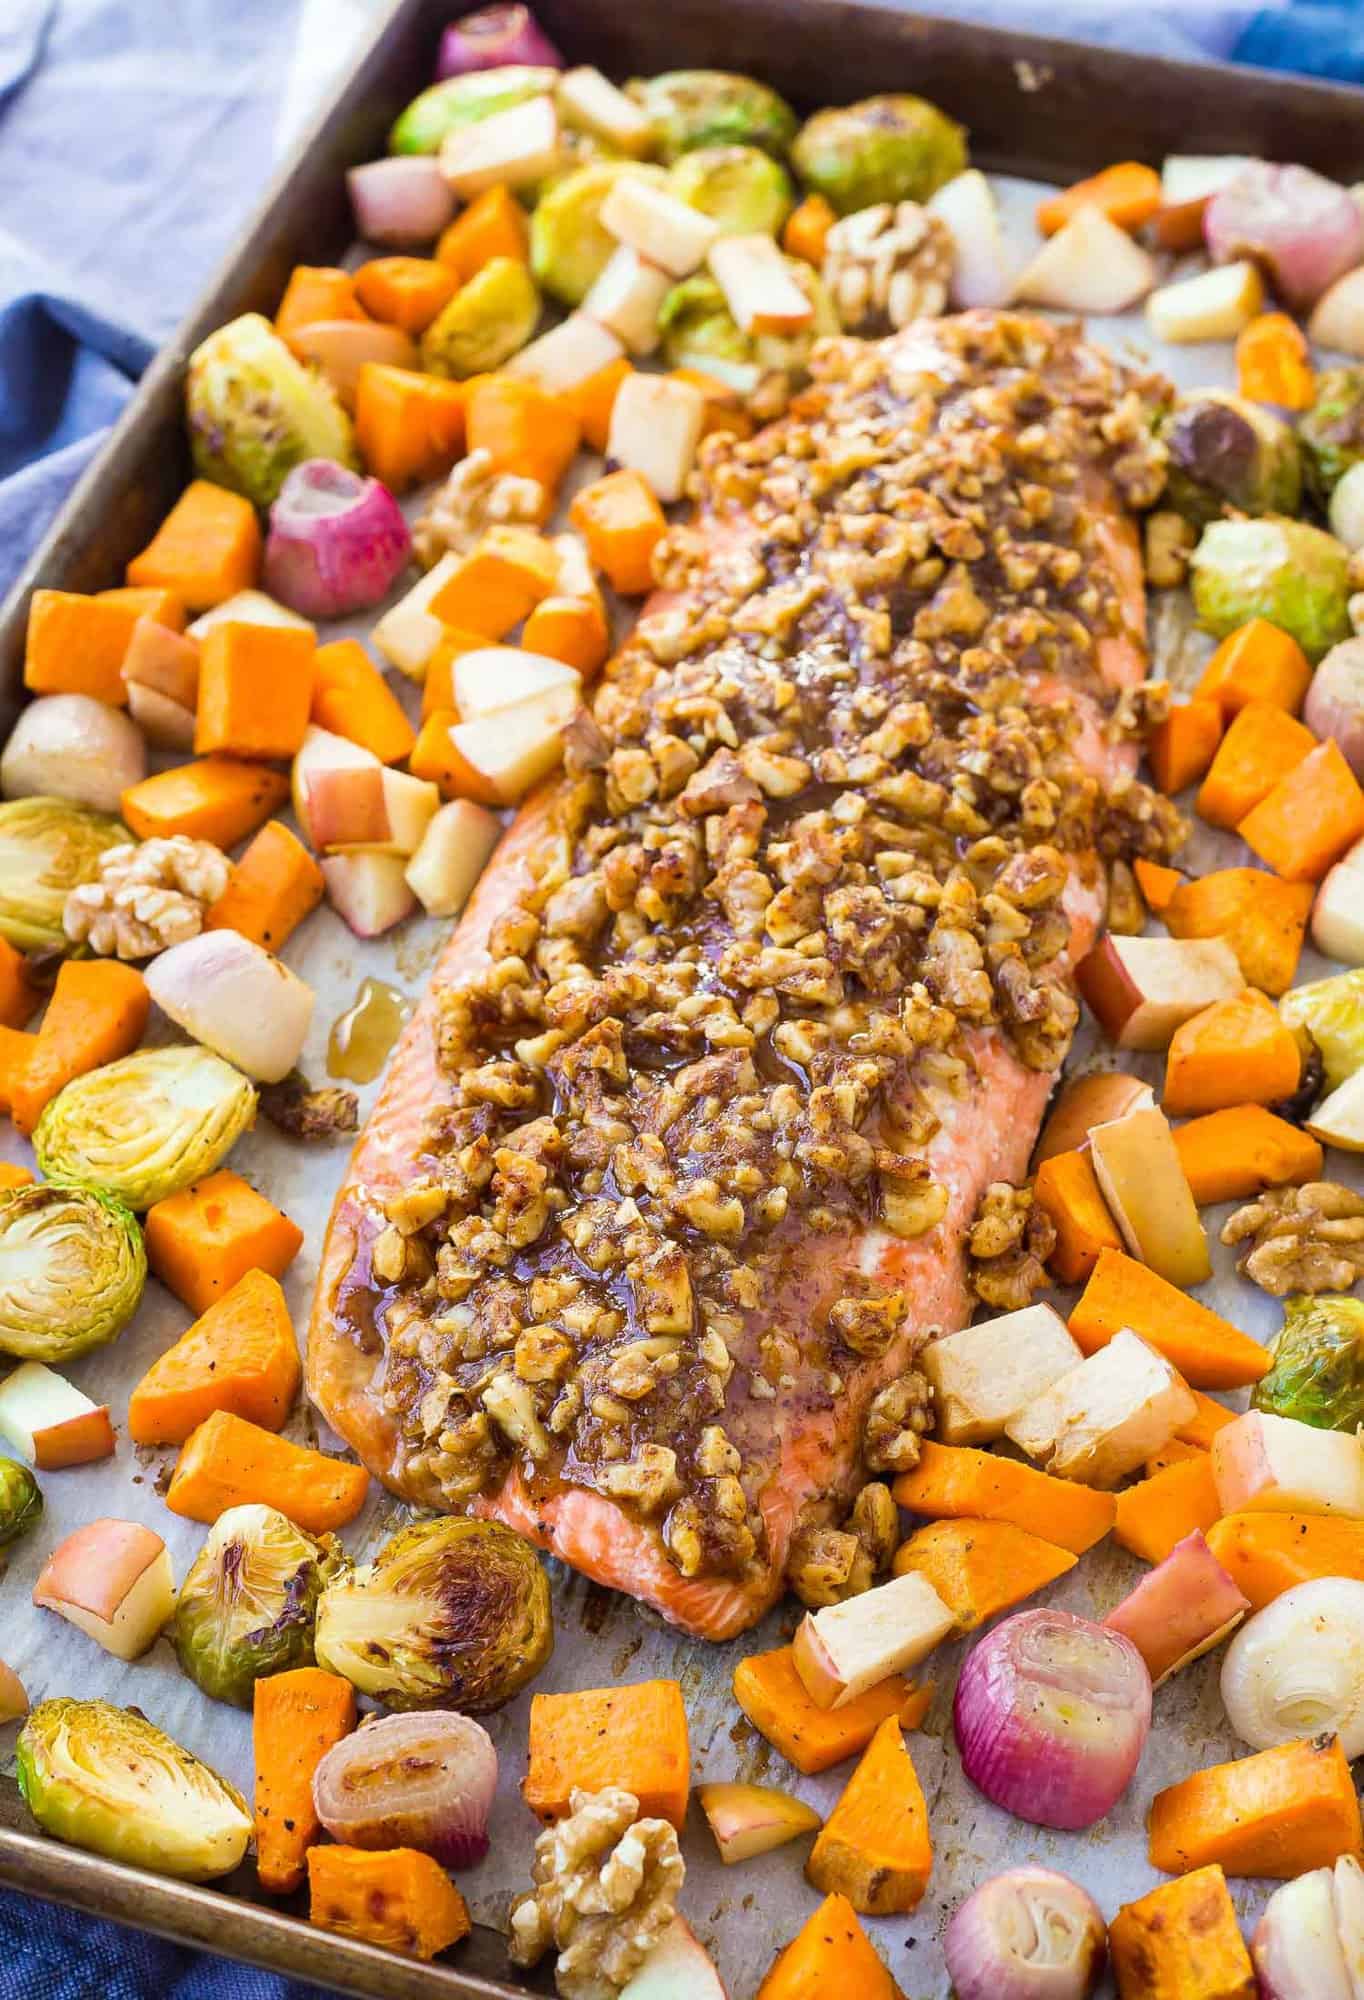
1222 1181 1364 1295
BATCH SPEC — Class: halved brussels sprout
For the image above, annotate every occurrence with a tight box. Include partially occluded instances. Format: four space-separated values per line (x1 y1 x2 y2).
667 145 795 237
33 1046 257 1211
0 798 126 953
420 256 541 376
1252 1295 1364 1432
315 1516 552 1713
626 70 798 165
172 1503 349 1708
1190 515 1351 662
1300 366 1364 503
658 262 838 385
0 1459 41 1548
530 160 666 306
1161 390 1302 525
17 1699 251 1882
0 1183 146 1363
389 64 559 155
186 313 357 510
1281 968 1364 1091
791 94 968 215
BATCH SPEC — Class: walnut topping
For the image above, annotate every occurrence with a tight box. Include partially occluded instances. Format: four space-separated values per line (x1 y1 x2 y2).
824 202 952 333
787 1477 900 1608
864 1370 934 1473
63 836 230 959
260 1071 359 1141
1143 509 1197 589
829 1291 906 1358
967 1181 1056 1308
1222 1182 1364 1295
508 1787 684 2000
412 446 546 567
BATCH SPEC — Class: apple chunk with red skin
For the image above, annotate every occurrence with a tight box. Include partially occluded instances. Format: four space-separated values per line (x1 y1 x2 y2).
321 852 417 939
1074 933 1242 1050
305 765 439 856
34 1519 175 1662
0 1361 115 1469
698 1783 822 1864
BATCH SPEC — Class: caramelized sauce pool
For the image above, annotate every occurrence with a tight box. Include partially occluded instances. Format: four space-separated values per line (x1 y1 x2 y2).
328 978 413 1085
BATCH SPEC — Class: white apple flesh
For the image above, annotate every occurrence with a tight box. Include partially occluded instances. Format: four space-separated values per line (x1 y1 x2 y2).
1146 260 1264 342
439 95 562 198
404 799 503 918
371 552 463 680
510 312 625 391
0 1362 115 1469
1005 1329 1197 1488
1214 1409 1364 1519
1014 207 1156 314
793 1570 955 1710
557 67 655 157
1088 1102 1212 1288
618 1917 730 2000
600 175 720 277
708 233 816 334
187 590 313 640
583 246 672 355
321 851 418 938
145 930 315 1084
1074 933 1242 1051
927 169 1016 308
1313 851 1364 964
449 647 580 721
127 681 197 752
33 1519 175 1663
606 371 706 504
1307 1066 1364 1153
698 1783 822 1865
292 725 381 843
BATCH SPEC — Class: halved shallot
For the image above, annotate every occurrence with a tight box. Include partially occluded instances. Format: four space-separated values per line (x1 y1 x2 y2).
953 1608 1151 1830
312 1709 497 1868
1253 1860 1357 2000
435 4 562 78
1205 162 1364 311
264 460 411 621
1221 1577 1364 1757
944 1866 1106 2000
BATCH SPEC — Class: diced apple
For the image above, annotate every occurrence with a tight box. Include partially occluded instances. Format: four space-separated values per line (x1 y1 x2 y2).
619 1918 730 2000
1005 1328 1197 1489
0 1362 115 1469
1014 207 1156 314
33 1519 175 1663
1310 267 1364 359
284 319 418 412
1213 1409 1364 1518
792 1571 955 1710
607 371 706 505
1146 259 1264 343
371 553 460 680
1306 1066 1364 1152
927 169 1017 309
600 175 720 277
584 246 672 355
447 646 580 722
1033 1072 1155 1165
1075 933 1242 1051
1153 155 1257 251
921 1304 1083 1447
551 532 600 603
321 851 418 938
127 681 196 752
1103 1529 1249 1686
1088 1102 1212 1288
292 725 381 844
121 617 200 707
708 233 816 334
439 94 561 198
557 66 655 157
1313 856 1364 964
405 798 503 918
441 683 577 805
0 1661 28 1725
306 766 439 858
697 1783 821 1865
187 590 314 640
510 312 625 392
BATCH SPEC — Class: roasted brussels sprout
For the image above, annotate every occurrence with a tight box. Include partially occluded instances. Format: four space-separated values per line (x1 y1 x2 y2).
0 1184 146 1364
1161 390 1302 526
1252 1295 1364 1432
389 63 559 155
172 1504 349 1709
17 1699 251 1882
33 1046 257 1211
1190 515 1352 662
0 798 126 953
791 94 968 215
186 313 357 510
315 1516 552 1713
1299 366 1364 503
530 160 666 305
1281 968 1364 1091
658 262 838 387
626 70 797 165
0 1459 41 1548
420 256 541 376
667 144 795 237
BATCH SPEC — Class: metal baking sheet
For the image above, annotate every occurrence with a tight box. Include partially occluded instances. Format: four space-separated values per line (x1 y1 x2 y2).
3 6 1364 1995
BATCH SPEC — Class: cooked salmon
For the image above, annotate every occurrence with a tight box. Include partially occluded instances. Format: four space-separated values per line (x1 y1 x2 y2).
307 311 1174 1640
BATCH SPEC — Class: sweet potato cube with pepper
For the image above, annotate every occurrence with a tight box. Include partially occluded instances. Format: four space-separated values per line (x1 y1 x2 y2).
1113 1453 1223 1565
1196 700 1315 830
1148 698 1223 795
353 362 465 492
126 481 263 612
1164 867 1314 996
24 590 137 705
757 1893 901 2000
892 1518 1076 1629
806 1717 931 1916
1164 989 1301 1118
426 527 558 638
194 622 315 759
144 1171 304 1317
307 1846 470 1961
203 820 323 953
275 265 366 340
1148 1733 1361 1878
9 960 149 1138
1239 738 1364 882
254 1668 356 1895
733 1645 928 1778
1109 1865 1255 1998
98 585 187 630
436 184 529 282
523 1681 690 1830
310 638 415 765
569 468 666 596
1196 617 1312 718
121 758 290 849
1033 1148 1123 1284
354 257 459 335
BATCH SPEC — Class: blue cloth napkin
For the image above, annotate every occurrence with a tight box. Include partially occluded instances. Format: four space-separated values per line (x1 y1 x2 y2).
3 0 1364 1994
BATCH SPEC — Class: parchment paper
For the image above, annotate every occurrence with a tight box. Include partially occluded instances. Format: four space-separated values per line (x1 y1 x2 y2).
1 173 1358 1999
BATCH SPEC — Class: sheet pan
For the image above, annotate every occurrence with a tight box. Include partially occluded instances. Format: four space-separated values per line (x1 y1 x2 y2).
3 5 1364 1994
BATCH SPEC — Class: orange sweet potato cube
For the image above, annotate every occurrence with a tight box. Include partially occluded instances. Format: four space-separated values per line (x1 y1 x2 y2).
194 622 316 759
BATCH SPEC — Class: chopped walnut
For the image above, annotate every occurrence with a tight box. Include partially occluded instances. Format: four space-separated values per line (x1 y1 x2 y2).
824 202 952 333
786 1477 900 1608
1107 859 1145 937
967 1181 1056 1309
259 1072 359 1141
1143 510 1197 589
63 836 229 959
412 446 547 567
508 1787 685 2000
1222 1182 1364 1295
864 1370 934 1473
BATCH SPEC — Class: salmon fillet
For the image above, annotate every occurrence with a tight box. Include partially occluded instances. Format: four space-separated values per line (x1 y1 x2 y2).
307 311 1174 1641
